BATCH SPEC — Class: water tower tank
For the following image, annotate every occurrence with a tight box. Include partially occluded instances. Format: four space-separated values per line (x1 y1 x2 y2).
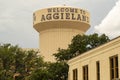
33 6 90 62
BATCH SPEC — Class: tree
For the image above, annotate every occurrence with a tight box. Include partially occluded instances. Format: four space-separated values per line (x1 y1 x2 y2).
29 61 69 80
0 43 44 80
48 62 69 80
54 33 110 61
29 68 52 80
0 44 17 80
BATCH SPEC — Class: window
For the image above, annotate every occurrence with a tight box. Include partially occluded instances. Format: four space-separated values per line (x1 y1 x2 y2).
83 65 88 80
96 61 100 80
110 55 119 80
73 68 78 80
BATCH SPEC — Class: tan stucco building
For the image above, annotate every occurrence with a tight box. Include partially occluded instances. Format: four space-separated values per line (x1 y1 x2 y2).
68 36 120 80
33 6 90 62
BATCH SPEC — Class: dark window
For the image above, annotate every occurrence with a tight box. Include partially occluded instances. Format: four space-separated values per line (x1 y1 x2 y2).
83 65 88 80
110 55 119 80
96 61 100 80
73 68 78 80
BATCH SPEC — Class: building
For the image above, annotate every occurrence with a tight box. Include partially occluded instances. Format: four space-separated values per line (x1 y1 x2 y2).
33 6 90 62
68 36 120 80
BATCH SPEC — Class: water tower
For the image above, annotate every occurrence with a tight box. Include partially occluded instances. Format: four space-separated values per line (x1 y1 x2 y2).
33 6 90 62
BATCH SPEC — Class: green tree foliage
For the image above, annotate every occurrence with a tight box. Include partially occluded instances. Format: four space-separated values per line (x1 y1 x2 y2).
29 69 52 80
54 33 110 61
29 61 68 80
48 62 69 80
0 43 44 80
0 43 68 80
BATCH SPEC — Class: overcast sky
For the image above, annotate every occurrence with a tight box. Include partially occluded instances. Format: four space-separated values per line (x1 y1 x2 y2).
0 0 119 48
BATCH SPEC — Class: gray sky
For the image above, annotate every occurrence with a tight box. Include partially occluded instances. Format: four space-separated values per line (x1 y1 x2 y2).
0 0 119 48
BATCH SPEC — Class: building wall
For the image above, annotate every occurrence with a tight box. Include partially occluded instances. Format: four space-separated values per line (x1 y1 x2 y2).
68 37 120 80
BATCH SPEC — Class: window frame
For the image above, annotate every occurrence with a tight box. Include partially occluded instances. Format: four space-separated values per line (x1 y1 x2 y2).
73 68 78 80
96 61 100 80
83 65 88 80
109 55 119 80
